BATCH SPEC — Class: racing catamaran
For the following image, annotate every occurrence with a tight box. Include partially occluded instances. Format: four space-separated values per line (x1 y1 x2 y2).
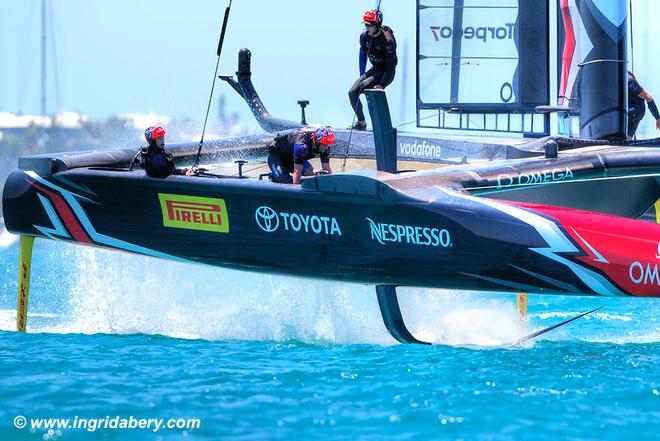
3 0 659 343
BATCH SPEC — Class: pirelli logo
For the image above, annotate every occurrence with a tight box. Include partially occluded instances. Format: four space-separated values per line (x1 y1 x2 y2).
158 193 229 233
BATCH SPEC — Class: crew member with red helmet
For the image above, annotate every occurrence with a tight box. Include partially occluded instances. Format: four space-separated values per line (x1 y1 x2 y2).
347 9 397 131
140 125 195 178
268 126 335 184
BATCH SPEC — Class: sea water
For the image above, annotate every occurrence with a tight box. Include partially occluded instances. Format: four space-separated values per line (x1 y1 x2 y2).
0 231 658 440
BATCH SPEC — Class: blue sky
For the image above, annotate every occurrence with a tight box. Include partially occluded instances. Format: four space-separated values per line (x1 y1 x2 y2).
0 0 415 131
1 0 659 137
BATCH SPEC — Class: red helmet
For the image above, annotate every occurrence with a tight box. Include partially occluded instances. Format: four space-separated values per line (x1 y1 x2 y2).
145 125 166 143
363 9 383 25
315 126 335 145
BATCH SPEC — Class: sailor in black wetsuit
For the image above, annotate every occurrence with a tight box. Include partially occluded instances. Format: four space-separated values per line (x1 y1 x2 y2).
140 125 194 178
628 71 660 139
268 126 334 184
347 9 397 131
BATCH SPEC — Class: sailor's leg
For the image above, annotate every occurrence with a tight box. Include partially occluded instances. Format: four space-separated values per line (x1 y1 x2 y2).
349 74 376 123
376 285 430 345
17 235 35 332
348 77 366 122
373 71 394 89
627 109 643 139
267 154 293 184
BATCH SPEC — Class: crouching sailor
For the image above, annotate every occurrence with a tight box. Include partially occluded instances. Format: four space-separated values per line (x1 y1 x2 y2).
140 125 195 178
268 126 335 184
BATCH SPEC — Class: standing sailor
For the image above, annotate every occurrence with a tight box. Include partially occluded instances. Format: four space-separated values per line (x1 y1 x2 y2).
628 71 660 139
347 9 397 131
268 126 334 184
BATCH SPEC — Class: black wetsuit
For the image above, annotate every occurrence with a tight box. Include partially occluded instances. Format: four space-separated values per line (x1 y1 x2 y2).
628 72 646 137
141 146 184 178
268 129 330 184
348 26 397 122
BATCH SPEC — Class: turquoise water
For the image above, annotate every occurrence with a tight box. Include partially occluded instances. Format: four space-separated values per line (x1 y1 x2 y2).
1 236 659 440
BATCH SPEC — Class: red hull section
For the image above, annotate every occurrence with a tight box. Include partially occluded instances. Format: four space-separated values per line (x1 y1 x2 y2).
515 203 660 297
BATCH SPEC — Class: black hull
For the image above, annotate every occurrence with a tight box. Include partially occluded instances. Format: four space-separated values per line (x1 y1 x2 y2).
4 165 660 297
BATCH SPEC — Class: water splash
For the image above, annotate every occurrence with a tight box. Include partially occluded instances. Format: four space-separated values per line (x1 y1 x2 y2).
0 243 526 345
1 242 657 346
397 289 521 346
0 217 18 249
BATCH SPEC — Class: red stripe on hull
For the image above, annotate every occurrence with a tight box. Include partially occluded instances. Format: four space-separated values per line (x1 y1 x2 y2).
513 202 660 297
27 180 93 244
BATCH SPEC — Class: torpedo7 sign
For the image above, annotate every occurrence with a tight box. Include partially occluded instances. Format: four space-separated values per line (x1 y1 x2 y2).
416 0 548 111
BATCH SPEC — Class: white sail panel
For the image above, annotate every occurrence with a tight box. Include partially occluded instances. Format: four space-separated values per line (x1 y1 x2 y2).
418 0 520 105
416 0 549 134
